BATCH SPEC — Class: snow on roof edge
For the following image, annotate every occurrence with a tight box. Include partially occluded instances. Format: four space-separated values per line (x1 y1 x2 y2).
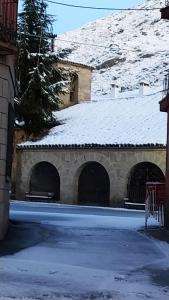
17 143 166 150
58 59 92 70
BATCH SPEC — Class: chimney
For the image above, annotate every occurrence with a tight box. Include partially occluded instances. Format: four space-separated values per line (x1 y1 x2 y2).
111 83 120 98
139 81 150 96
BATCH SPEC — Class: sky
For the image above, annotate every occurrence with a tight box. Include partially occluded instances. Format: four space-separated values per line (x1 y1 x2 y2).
19 0 142 34
48 0 141 34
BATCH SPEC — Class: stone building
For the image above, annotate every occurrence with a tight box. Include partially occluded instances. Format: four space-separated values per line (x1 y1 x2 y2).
12 59 92 193
0 0 18 239
56 59 92 107
16 85 167 207
16 146 166 207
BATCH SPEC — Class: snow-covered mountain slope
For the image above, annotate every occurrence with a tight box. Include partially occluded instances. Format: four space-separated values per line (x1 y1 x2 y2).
55 0 169 97
20 88 167 147
19 1 168 148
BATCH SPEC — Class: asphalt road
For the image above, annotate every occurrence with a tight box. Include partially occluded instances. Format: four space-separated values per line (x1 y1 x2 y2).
0 201 168 300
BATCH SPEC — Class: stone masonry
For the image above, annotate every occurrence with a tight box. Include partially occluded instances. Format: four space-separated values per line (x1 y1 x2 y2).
56 60 92 107
16 147 166 206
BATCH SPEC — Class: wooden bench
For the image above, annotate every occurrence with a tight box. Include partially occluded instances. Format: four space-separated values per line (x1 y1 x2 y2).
25 191 54 201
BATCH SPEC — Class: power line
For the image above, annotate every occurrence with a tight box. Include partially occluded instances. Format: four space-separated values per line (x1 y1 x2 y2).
18 32 137 52
46 0 161 11
90 89 165 102
20 0 57 52
56 37 136 52
19 1 162 52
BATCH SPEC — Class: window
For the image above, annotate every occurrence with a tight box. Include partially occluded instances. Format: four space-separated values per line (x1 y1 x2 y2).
70 74 78 103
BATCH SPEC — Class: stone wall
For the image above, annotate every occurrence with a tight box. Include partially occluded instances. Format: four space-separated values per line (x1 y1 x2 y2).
12 128 28 197
56 61 92 107
0 55 15 239
16 147 166 206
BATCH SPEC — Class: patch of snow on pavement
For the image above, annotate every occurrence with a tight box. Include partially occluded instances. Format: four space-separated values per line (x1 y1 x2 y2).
10 210 159 229
1 204 169 300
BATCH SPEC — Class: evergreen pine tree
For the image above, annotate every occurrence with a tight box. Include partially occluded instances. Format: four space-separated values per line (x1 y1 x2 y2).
16 0 67 136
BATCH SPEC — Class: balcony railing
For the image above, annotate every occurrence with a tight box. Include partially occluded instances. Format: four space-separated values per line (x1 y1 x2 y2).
0 0 18 45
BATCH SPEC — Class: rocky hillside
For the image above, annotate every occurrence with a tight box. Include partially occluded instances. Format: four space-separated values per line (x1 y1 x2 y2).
55 0 169 97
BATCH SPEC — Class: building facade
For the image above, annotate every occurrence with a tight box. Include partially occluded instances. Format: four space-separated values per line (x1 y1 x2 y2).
12 59 92 195
56 60 92 108
15 79 166 207
16 145 166 207
0 0 18 239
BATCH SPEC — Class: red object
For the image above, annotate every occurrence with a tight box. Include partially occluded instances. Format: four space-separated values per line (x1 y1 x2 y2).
146 182 166 205
156 184 166 205
0 0 18 44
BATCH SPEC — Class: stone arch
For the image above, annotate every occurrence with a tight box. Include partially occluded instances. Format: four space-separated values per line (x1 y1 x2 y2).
71 153 115 205
22 153 63 192
127 162 165 203
29 161 60 200
78 161 110 206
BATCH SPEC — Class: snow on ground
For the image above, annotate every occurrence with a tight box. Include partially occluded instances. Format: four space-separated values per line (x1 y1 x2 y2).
20 88 167 146
0 203 169 300
11 209 158 229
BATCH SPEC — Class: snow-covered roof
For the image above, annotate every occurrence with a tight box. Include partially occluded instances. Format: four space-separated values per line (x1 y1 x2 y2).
58 59 92 70
18 87 167 149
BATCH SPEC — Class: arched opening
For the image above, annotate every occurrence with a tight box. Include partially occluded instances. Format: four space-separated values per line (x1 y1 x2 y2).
30 162 60 200
127 162 165 203
70 73 78 103
78 162 110 206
